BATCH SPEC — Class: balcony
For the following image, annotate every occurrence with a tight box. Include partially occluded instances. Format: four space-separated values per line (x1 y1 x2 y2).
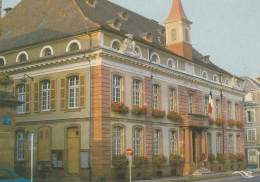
181 114 209 128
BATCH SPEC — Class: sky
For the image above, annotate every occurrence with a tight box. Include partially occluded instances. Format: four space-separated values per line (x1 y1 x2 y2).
2 0 260 77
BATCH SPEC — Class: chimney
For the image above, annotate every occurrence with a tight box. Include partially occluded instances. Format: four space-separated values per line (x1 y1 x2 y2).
164 0 193 60
4 7 13 15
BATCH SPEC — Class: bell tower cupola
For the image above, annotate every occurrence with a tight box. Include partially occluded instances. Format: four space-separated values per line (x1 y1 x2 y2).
164 0 193 60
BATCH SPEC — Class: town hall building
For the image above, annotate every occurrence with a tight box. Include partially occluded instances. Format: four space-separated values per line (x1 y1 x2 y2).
0 0 245 181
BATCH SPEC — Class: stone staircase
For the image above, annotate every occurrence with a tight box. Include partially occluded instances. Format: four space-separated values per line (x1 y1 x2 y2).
192 168 212 176
62 174 82 181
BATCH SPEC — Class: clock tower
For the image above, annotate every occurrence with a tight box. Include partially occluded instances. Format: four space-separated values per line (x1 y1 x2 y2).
164 0 192 60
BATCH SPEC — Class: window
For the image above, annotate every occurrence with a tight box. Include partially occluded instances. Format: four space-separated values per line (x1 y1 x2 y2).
17 84 25 113
215 100 220 118
228 135 234 153
247 129 256 142
81 151 89 168
41 80 50 111
134 128 142 156
204 96 209 116
167 59 176 69
0 58 5 66
235 104 239 121
213 75 219 82
113 75 122 103
150 53 159 63
68 76 79 109
52 151 63 168
16 131 24 160
246 110 255 122
169 88 175 112
113 127 123 155
188 94 193 114
248 150 257 164
216 134 222 153
202 71 208 79
171 29 177 41
207 133 211 154
69 43 80 51
153 130 160 155
111 41 121 51
133 80 141 107
185 29 189 42
170 131 176 154
227 102 232 120
19 53 27 62
42 48 52 57
152 85 159 110
236 135 240 153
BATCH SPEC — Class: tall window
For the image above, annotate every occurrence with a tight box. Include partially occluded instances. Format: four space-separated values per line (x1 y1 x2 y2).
236 135 240 153
133 80 141 107
153 130 160 155
247 129 256 142
227 102 232 120
169 88 175 112
228 135 234 153
170 131 176 154
215 100 220 118
153 85 159 110
248 150 257 164
17 84 25 113
188 94 193 114
41 80 50 111
246 110 255 122
216 134 222 153
204 96 209 116
235 104 239 121
207 133 211 154
134 128 142 156
113 75 122 103
113 127 123 155
16 131 24 160
68 76 79 108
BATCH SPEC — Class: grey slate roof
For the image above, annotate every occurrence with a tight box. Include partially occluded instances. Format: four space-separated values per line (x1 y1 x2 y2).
0 0 234 76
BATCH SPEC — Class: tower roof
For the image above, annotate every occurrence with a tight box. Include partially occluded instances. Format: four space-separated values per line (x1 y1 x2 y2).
166 0 189 21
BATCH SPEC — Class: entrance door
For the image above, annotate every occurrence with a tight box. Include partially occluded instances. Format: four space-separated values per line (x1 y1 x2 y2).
192 133 197 164
67 127 79 174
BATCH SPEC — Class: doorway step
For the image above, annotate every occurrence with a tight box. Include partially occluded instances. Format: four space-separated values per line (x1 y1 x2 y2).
62 174 81 181
192 168 212 176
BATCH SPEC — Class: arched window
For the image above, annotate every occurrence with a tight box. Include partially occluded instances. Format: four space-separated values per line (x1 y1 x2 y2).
16 131 24 160
202 71 208 79
0 57 5 66
16 52 28 62
113 126 124 155
167 59 176 69
150 52 160 63
70 43 80 51
213 74 219 83
68 76 79 108
113 75 122 103
133 128 143 156
111 40 121 51
66 40 81 52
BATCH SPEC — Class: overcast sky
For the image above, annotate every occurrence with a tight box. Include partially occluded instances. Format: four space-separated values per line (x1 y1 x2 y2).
2 0 260 77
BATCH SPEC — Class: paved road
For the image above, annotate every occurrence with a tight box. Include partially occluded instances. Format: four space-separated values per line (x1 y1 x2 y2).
195 173 260 182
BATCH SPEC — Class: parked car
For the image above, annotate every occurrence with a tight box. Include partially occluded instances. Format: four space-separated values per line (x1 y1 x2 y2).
0 168 30 182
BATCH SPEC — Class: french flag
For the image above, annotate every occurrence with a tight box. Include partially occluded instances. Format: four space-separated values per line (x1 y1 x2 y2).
208 89 213 114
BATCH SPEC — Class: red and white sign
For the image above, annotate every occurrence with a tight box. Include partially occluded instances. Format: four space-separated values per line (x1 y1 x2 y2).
126 148 133 156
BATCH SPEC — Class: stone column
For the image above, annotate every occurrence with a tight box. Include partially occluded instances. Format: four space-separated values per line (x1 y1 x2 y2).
201 130 206 155
189 129 193 163
183 127 191 175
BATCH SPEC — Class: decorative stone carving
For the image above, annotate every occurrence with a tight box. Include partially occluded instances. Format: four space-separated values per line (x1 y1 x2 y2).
123 34 141 58
230 77 239 89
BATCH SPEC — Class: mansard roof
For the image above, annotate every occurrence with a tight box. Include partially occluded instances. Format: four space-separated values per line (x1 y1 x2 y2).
0 0 235 77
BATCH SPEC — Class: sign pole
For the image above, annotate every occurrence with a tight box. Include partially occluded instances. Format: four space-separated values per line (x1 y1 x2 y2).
129 156 132 182
30 135 33 182
258 153 259 172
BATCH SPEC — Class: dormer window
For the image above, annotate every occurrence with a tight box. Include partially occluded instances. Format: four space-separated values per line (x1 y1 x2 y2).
66 40 81 52
118 12 129 21
201 70 208 79
19 54 27 62
86 0 96 8
213 74 219 83
0 57 6 66
156 28 165 36
16 51 28 62
167 58 176 69
140 32 153 42
111 39 121 51
150 52 160 63
70 43 80 51
40 46 54 57
107 19 121 31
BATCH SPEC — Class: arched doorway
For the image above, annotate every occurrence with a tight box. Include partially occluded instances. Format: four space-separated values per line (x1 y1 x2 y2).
67 127 79 174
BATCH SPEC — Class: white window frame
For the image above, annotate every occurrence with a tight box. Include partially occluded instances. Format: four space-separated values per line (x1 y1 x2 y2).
153 130 160 155
68 76 79 109
247 128 257 142
152 85 159 110
201 70 208 79
248 149 257 164
0 56 6 66
215 99 220 119
16 51 28 62
113 127 123 155
213 74 219 83
134 128 142 156
188 94 193 114
66 40 81 52
113 75 122 103
133 80 141 107
204 96 209 116
170 131 176 154
169 88 175 112
216 134 222 153
16 131 24 160
150 52 160 63
17 84 25 114
167 58 176 69
41 80 50 111
246 110 255 123
234 104 239 121
40 45 54 57
227 102 232 120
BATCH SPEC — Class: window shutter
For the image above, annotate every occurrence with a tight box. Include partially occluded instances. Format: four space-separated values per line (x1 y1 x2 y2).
250 111 255 122
25 83 30 113
60 77 67 110
38 127 51 161
79 74 86 108
50 78 56 111
24 131 30 160
243 110 247 122
33 81 39 112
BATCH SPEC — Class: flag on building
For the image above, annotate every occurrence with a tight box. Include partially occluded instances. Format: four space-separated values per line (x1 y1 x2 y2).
208 89 213 114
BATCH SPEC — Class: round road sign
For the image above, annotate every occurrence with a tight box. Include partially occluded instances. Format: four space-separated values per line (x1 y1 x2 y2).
126 148 133 156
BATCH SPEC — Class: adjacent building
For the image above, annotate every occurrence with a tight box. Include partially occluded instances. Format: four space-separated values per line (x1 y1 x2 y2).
0 0 245 181
242 77 260 168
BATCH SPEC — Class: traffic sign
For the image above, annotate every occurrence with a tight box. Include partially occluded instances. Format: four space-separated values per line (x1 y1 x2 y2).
27 133 37 142
126 148 133 156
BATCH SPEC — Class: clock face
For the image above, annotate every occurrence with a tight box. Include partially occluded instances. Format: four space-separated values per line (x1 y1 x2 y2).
171 29 177 41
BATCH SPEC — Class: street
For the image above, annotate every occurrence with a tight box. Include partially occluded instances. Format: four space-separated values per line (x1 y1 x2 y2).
195 173 260 182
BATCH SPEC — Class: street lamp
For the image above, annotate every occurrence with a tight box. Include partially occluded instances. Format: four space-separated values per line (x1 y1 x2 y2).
20 74 34 82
